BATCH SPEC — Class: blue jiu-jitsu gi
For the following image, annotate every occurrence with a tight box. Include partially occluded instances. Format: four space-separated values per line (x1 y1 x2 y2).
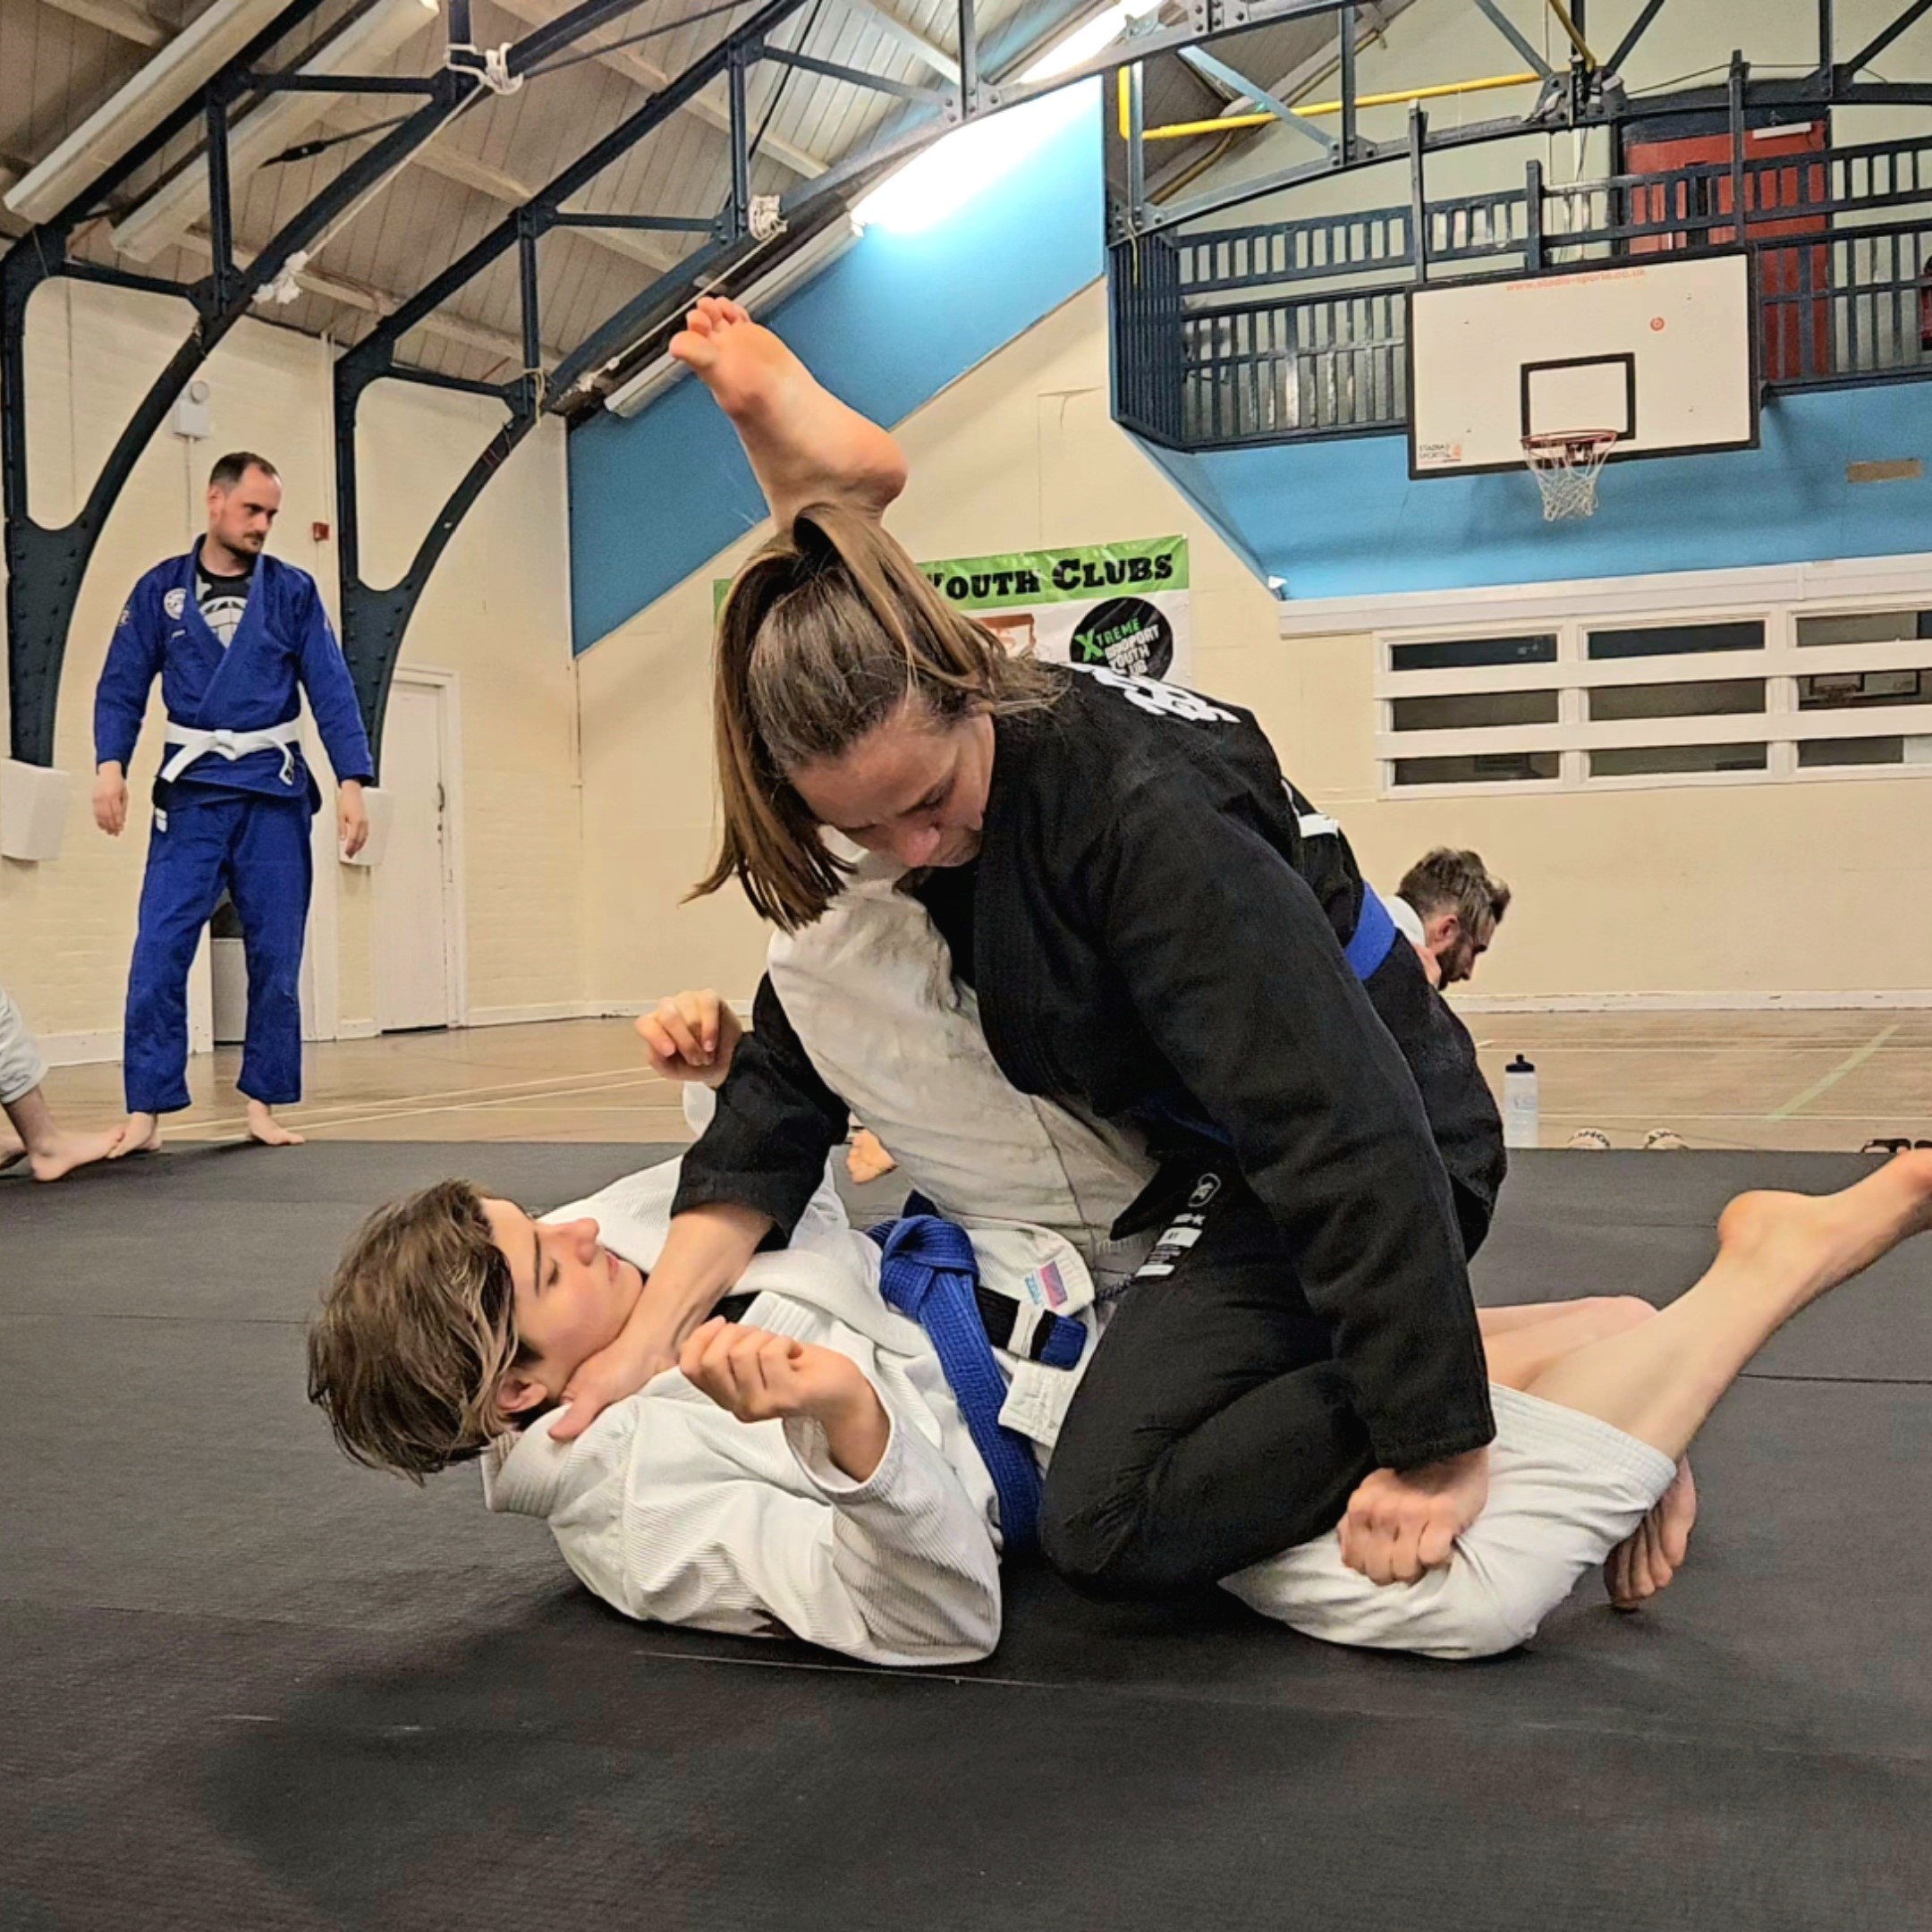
94 541 374 1116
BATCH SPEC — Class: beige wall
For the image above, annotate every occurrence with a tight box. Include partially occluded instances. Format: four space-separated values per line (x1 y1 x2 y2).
0 278 580 1057
1204 630 1932 1003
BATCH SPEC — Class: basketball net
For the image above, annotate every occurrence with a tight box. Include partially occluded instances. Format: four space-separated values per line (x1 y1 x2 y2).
1522 429 1617 520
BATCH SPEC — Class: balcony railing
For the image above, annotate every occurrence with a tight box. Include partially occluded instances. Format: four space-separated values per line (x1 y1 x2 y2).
1114 132 1932 452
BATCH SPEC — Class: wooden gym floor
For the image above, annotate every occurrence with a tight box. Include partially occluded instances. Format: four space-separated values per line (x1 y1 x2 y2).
23 1009 1932 1155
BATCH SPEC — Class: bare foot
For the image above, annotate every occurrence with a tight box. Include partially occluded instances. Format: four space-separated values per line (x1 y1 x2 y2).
1715 1148 1932 1311
670 296 908 526
28 1125 128 1182
107 1112 163 1158
846 1128 898 1186
1606 1458 1696 1609
246 1100 305 1148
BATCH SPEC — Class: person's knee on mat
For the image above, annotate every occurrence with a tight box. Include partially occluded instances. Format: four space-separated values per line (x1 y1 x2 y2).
1038 1485 1221 1601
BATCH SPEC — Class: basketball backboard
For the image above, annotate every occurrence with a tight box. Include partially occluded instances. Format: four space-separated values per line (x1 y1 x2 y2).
1406 250 1759 479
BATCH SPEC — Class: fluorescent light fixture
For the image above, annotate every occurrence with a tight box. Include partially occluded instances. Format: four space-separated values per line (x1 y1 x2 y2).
604 216 864 419
852 3 1157 237
853 78 1097 234
5 0 292 226
109 0 439 263
1020 1 1157 82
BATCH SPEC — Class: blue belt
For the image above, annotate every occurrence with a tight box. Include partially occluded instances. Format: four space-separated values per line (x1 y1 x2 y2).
1344 884 1399 980
867 1211 1044 1552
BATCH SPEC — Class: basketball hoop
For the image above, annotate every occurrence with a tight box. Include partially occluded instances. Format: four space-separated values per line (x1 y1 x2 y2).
1522 429 1617 520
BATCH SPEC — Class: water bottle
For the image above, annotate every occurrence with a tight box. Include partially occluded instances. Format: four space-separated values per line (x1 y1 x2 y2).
1503 1054 1539 1150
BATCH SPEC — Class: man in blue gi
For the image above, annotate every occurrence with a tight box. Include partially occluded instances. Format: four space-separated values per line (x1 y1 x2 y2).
92 451 374 1152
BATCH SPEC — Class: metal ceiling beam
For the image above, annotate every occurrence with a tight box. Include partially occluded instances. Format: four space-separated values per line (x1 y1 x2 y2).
1470 0 1554 80
322 102 684 271
169 224 564 365
1180 43 1336 154
1604 0 1667 77
2 0 676 768
1839 0 1932 79
335 0 1402 750
21 0 683 277
333 0 818 765
483 0 835 178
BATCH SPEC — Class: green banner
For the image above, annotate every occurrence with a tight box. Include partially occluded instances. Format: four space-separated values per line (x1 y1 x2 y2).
716 536 1190 614
920 537 1189 612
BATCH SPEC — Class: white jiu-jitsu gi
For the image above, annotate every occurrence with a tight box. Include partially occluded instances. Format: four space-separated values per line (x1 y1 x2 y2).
483 1113 1674 1668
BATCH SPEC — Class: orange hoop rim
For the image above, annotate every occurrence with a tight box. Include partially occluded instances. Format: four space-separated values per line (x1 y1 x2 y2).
1522 428 1620 462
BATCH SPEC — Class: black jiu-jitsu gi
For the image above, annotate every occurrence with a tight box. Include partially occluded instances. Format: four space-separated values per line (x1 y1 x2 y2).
676 663 1504 1596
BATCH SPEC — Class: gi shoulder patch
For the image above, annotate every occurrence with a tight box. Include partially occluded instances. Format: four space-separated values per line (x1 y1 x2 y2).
163 588 187 620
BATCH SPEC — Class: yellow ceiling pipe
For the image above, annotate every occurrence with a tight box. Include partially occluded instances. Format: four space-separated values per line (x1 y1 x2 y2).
1124 67 1541 143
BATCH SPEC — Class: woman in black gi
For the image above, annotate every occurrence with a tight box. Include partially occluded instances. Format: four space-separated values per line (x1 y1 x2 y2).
559 300 1507 1598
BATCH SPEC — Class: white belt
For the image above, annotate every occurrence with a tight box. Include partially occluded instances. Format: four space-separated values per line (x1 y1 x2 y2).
159 719 301 788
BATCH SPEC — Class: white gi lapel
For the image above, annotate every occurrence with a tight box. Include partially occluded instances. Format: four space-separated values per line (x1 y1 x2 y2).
162 549 227 716
768 852 1156 1269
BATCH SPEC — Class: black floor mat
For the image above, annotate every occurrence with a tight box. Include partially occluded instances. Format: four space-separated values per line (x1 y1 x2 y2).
4 1144 1928 1930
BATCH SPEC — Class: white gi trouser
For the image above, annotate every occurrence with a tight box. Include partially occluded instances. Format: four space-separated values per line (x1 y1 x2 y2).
1228 1385 1676 1660
758 860 1682 1660
0 981 50 1106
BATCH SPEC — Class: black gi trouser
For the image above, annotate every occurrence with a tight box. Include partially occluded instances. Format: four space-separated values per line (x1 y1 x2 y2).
1039 1158 1384 1600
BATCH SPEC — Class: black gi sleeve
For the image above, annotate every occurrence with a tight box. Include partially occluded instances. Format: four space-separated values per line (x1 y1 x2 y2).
668 974 851 1238
1090 772 1495 1470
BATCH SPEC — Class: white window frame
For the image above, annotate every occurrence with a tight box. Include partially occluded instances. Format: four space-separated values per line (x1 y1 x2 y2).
1369 593 1932 799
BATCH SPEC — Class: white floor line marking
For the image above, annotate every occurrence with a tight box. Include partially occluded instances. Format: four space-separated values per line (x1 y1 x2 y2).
1767 1022 1902 1122
171 1065 663 1137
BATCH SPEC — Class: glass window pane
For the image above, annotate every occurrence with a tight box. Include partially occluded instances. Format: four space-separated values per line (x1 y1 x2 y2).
1796 611 1932 647
1393 750 1560 785
1587 620 1765 659
1390 634 1558 672
1391 690 1561 731
1589 742 1769 777
1589 678 1766 721
1797 736 1905 767
1798 668 1930 709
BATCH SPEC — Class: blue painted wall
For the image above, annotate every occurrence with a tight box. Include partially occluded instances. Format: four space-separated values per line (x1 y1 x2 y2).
567 104 1106 652
1145 380 1932 605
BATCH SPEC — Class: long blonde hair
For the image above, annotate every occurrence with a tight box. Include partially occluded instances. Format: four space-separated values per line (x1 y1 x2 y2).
692 504 1063 930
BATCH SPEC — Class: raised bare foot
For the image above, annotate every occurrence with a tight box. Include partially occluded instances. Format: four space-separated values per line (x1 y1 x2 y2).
29 1125 128 1182
1715 1148 1932 1310
107 1112 163 1158
1606 1458 1696 1609
670 296 907 525
846 1128 898 1186
246 1100 305 1148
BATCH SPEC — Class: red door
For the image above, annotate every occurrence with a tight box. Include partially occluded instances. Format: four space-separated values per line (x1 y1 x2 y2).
1623 122 1829 380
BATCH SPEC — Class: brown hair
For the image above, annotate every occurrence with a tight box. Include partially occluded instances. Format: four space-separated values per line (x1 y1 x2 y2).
1398 847 1513 936
208 451 279 490
691 504 1063 930
306 1180 537 1482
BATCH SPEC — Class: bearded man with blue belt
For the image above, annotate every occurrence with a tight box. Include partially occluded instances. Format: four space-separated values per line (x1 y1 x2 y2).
92 451 375 1153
